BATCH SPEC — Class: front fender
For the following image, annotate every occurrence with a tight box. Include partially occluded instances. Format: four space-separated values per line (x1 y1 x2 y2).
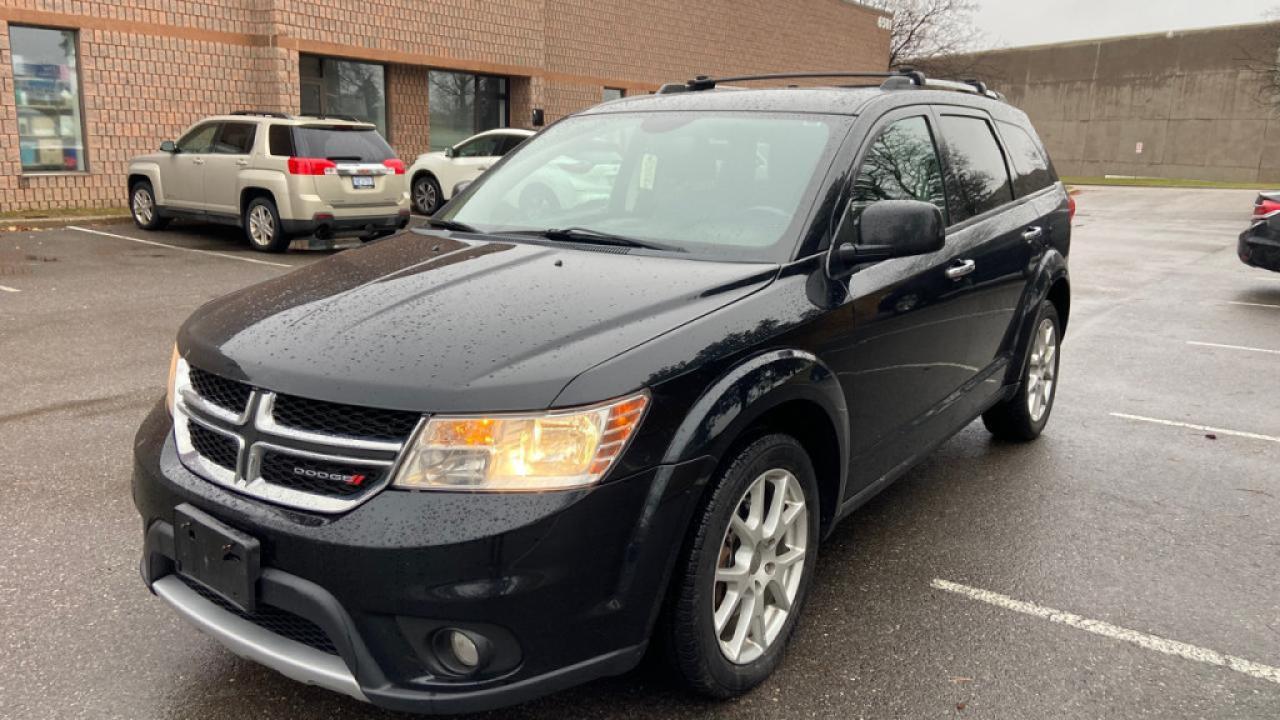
128 163 164 204
660 348 850 510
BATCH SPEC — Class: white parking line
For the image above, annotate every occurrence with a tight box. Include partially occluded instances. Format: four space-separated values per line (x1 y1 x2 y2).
1110 413 1280 444
1186 340 1280 356
68 226 291 268
1227 301 1280 310
931 579 1280 685
0 284 19 293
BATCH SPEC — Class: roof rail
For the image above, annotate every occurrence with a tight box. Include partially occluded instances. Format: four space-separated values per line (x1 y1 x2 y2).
300 113 365 123
655 69 1005 102
230 110 291 119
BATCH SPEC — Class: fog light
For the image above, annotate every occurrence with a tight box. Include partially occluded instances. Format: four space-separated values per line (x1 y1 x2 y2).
449 630 479 668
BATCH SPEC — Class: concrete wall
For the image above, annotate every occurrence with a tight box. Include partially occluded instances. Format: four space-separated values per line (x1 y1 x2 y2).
948 23 1280 183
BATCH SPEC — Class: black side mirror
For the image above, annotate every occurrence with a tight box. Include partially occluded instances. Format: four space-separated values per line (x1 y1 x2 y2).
160 140 177 153
444 146 456 159
827 200 945 277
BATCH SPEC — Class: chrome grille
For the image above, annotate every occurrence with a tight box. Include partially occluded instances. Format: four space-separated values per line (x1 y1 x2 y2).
173 359 422 513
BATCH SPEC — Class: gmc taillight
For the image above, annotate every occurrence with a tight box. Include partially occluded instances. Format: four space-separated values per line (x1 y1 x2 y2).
1253 199 1280 217
383 158 406 175
288 157 337 175
1067 193 1077 223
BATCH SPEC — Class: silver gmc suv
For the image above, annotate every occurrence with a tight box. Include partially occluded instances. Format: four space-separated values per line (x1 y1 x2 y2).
127 112 411 252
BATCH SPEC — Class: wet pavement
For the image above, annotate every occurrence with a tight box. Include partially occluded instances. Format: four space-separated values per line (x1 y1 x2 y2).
2 187 1277 718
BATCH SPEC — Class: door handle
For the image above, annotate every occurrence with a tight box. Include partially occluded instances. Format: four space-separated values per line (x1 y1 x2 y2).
192 158 205 166
1022 226 1044 242
236 159 250 167
945 259 976 280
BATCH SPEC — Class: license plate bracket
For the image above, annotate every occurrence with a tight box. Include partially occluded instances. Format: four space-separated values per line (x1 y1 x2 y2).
351 175 375 189
173 503 260 613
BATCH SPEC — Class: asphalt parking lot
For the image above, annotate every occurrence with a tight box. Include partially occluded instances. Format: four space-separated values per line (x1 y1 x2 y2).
2 186 1277 719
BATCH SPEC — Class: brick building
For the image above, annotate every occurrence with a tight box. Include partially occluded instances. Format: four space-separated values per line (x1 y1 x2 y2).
0 1 890 213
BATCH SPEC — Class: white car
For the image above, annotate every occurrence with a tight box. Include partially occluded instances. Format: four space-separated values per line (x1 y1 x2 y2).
408 128 534 214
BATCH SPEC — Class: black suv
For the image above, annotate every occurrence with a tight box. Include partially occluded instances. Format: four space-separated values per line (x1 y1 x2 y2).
133 71 1071 713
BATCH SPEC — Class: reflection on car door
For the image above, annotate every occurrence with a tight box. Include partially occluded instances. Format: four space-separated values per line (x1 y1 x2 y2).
933 110 1037 407
203 122 257 216
166 122 219 209
822 109 982 498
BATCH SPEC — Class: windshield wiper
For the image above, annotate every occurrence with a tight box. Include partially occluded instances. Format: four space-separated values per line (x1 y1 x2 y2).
423 217 478 233
510 227 684 252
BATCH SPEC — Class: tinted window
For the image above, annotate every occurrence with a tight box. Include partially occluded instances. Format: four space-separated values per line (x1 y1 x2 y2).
177 123 219 153
497 134 526 156
268 124 295 156
213 122 256 154
999 121 1055 197
293 126 394 162
454 134 503 158
852 116 946 215
939 115 1013 222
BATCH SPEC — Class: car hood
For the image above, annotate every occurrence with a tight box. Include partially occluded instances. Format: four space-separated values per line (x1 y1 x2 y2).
179 231 776 412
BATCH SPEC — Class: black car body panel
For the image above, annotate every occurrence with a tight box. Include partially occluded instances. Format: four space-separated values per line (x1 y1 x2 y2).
1240 213 1280 272
134 84 1071 713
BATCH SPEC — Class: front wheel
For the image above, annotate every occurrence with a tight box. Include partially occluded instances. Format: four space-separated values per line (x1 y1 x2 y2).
982 300 1061 441
130 181 169 231
412 174 442 215
243 197 289 253
660 434 819 698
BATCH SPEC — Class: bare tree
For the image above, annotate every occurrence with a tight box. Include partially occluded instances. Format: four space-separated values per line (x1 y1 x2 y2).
861 0 983 69
1236 13 1280 111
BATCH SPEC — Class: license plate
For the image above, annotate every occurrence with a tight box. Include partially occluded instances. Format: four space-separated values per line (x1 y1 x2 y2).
351 175 375 189
173 504 261 612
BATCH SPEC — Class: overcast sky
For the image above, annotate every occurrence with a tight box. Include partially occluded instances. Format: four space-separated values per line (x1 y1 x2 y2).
974 0 1274 48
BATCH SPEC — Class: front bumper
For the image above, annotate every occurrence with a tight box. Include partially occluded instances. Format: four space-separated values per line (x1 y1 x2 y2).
132 403 712 714
1239 224 1280 272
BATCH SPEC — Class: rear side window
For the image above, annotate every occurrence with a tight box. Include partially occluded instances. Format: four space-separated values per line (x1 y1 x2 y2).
268 124 296 156
293 125 394 162
999 121 1056 197
852 116 946 214
938 115 1013 223
213 122 256 154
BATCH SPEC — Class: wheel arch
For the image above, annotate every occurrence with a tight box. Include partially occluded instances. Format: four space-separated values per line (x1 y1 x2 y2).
411 169 442 201
240 186 278 216
127 165 162 204
661 349 849 534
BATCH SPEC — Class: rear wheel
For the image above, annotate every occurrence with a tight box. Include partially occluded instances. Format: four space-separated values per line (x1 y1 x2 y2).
412 174 442 215
130 181 169 231
983 300 1061 441
243 197 289 253
661 434 819 698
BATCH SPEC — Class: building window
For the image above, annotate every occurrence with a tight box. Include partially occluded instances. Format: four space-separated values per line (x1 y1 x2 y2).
603 87 625 101
299 55 388 136
10 26 86 172
428 70 508 150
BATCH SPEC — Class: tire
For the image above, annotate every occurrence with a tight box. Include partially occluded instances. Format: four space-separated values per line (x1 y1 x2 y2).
982 300 1061 441
660 433 820 698
412 174 442 215
129 181 169 231
243 196 289 253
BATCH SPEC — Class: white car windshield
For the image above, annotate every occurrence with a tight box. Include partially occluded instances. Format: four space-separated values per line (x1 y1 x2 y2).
441 111 851 261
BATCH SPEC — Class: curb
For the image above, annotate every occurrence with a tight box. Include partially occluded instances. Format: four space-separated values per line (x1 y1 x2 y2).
1 213 130 230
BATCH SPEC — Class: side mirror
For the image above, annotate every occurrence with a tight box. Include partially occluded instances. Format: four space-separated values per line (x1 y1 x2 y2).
160 140 177 153
827 200 945 277
444 146 456 159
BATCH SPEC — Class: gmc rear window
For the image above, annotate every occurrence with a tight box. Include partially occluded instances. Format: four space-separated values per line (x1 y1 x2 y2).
292 126 395 162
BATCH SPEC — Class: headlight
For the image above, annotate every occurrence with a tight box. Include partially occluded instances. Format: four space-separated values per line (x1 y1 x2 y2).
393 393 648 492
166 345 180 416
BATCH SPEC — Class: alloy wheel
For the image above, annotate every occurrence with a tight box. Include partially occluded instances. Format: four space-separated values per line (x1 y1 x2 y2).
1026 317 1057 422
132 188 154 224
248 204 275 247
414 179 437 213
713 468 809 665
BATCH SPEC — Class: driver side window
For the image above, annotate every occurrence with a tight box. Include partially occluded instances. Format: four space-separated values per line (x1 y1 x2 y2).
177 123 220 154
851 116 946 223
455 135 502 158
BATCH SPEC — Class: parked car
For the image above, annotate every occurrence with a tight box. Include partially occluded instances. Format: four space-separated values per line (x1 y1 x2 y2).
127 112 410 252
1240 191 1280 272
407 128 534 214
133 72 1071 713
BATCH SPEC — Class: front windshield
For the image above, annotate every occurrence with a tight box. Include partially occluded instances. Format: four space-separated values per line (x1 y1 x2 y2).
441 111 850 261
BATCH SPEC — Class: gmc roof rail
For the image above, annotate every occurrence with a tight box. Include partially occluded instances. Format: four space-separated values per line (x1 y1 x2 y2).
656 69 1004 101
230 110 292 118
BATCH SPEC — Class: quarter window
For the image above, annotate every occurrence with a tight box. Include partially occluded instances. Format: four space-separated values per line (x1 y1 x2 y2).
852 116 946 215
10 25 86 172
268 124 296 156
177 123 220 154
999 121 1055 197
938 115 1014 223
213 122 256 154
